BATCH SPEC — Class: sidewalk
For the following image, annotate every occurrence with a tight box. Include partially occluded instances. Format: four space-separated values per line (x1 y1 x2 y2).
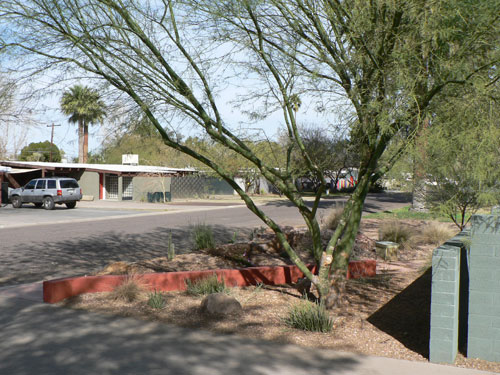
77 197 246 211
0 283 496 375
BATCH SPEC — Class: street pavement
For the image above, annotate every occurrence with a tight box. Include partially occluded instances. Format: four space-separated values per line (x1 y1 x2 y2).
0 192 411 229
0 198 245 230
0 284 496 375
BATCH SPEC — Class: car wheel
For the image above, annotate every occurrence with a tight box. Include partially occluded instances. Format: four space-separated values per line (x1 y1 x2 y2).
11 196 22 208
34 203 43 208
66 202 77 209
43 196 55 210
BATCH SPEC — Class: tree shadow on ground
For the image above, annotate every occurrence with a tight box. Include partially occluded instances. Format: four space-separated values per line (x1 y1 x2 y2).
263 192 412 214
367 268 432 359
0 224 252 288
0 294 361 375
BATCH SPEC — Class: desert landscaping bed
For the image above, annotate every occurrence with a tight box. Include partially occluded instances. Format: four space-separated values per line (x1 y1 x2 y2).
59 219 500 373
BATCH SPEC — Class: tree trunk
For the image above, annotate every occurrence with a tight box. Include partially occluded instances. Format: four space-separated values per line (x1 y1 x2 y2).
83 123 89 163
78 119 84 163
313 165 375 306
412 179 428 211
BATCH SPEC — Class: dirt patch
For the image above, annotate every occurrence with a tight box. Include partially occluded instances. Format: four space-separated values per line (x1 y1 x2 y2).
60 219 499 373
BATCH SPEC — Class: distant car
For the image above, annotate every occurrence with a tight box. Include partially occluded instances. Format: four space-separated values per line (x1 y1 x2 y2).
10 177 82 210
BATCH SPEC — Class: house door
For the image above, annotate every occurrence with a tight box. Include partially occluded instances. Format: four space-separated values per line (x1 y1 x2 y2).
105 174 119 200
122 177 133 200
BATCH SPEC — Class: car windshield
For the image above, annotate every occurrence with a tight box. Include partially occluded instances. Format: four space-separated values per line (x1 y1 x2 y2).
59 180 79 189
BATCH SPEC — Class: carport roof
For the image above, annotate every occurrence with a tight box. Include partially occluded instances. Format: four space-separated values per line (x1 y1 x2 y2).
0 161 195 176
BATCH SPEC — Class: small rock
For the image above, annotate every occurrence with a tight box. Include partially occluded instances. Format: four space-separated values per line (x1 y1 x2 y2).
200 293 242 316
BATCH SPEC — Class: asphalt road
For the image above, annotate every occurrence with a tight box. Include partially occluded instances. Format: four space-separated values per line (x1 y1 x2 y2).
0 192 410 287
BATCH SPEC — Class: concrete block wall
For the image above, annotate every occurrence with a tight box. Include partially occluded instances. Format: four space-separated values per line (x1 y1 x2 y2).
171 176 234 198
429 239 463 363
468 215 500 362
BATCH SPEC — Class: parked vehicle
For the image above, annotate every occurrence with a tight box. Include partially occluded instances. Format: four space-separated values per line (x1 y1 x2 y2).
10 177 82 210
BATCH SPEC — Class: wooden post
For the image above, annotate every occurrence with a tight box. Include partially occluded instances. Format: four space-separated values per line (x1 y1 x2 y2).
46 123 61 162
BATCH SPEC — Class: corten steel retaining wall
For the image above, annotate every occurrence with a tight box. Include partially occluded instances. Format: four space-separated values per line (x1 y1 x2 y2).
43 260 377 304
430 213 500 364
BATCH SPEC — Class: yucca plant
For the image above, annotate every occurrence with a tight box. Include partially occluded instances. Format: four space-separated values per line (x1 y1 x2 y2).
147 289 166 309
191 223 215 250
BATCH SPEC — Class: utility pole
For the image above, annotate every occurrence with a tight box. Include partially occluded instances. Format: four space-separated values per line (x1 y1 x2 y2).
47 123 61 162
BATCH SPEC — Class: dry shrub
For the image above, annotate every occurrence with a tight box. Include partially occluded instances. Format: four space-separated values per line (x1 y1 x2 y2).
110 276 145 302
378 221 414 247
322 207 343 230
418 222 456 245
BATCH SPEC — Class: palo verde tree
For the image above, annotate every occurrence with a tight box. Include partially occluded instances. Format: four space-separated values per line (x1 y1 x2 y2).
1 0 498 303
289 127 359 193
60 85 107 163
0 73 32 159
421 81 500 230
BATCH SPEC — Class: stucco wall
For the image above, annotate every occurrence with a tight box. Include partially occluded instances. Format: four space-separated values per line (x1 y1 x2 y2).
79 171 99 199
133 176 171 202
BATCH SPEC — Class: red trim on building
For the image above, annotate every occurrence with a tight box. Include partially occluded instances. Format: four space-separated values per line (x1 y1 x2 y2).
99 173 104 200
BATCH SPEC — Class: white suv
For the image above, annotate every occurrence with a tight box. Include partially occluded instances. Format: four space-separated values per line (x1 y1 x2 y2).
10 177 83 210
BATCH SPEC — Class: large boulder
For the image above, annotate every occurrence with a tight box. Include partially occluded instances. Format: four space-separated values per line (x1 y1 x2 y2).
200 293 242 316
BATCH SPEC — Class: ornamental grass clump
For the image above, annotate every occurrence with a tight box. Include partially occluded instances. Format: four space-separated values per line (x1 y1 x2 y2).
110 276 144 302
418 222 456 245
322 207 344 230
185 273 227 296
192 223 215 250
378 220 413 247
284 300 334 333
147 289 166 310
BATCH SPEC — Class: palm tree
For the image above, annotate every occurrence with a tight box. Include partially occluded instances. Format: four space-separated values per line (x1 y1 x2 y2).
60 85 106 163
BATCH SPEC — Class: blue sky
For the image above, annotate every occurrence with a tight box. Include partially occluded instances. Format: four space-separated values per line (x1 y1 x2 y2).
13 80 332 162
